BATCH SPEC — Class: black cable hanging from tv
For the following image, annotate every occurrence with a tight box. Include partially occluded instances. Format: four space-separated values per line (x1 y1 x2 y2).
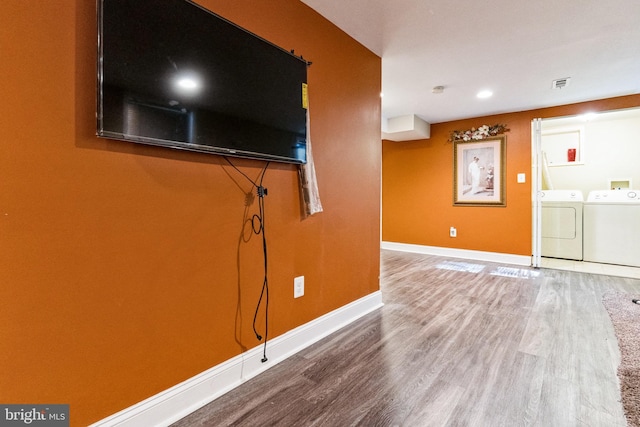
225 157 271 363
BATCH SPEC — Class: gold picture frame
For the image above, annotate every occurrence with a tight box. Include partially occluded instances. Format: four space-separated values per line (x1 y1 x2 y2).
453 136 506 206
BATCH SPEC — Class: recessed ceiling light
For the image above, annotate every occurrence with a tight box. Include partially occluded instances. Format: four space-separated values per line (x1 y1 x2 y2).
477 90 493 99
174 73 202 94
580 112 597 121
177 77 199 90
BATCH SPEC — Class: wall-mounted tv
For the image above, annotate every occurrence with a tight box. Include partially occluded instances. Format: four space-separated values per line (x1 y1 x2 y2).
97 0 308 164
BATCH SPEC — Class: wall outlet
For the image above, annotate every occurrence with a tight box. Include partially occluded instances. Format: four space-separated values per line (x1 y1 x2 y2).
450 226 457 237
294 276 304 298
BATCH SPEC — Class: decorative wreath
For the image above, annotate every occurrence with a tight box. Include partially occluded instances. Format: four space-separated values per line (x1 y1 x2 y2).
449 124 509 142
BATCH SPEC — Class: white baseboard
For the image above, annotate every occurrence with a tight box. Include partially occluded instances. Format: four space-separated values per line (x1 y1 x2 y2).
90 291 383 427
381 241 531 266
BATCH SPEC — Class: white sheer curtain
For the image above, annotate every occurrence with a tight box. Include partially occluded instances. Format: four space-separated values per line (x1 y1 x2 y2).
298 108 323 216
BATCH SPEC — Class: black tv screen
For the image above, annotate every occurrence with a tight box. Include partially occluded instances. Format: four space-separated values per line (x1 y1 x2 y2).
97 0 308 164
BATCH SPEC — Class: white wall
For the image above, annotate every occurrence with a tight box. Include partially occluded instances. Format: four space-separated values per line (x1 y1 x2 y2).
542 108 640 195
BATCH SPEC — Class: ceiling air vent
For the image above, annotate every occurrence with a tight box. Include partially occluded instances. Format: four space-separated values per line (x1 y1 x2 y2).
552 77 571 89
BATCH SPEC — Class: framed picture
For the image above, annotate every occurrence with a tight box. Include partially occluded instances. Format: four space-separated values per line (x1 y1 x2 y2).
453 136 506 206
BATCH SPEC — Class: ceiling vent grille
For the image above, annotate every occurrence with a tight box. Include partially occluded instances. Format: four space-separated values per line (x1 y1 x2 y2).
552 77 571 89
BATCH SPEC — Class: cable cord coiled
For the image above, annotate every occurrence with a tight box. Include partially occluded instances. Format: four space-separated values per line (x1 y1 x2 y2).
225 158 271 363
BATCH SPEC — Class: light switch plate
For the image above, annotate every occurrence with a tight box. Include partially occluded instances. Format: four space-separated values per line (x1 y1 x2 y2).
294 276 304 298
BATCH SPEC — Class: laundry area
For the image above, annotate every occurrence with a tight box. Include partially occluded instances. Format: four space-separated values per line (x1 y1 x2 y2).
537 107 640 269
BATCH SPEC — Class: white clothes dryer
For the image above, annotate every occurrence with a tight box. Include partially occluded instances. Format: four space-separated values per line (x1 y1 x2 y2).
583 190 640 267
540 190 584 261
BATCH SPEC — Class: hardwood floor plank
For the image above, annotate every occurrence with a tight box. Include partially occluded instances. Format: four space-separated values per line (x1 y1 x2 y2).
172 250 640 426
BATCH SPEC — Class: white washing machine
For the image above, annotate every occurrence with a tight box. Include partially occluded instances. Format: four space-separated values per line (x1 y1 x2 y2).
540 190 584 260
583 190 640 267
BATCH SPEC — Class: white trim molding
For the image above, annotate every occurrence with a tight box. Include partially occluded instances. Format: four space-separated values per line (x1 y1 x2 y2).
90 291 383 427
381 241 531 266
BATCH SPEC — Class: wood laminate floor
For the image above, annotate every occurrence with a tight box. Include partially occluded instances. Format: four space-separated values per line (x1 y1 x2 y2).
173 250 640 426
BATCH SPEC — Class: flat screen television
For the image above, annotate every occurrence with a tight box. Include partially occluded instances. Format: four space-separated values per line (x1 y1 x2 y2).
97 0 308 164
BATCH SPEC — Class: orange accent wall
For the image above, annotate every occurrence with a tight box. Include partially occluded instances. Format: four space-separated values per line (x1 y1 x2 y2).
0 1 381 425
383 95 640 255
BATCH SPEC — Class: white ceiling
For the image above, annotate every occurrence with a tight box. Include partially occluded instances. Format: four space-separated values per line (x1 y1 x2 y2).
300 0 640 124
